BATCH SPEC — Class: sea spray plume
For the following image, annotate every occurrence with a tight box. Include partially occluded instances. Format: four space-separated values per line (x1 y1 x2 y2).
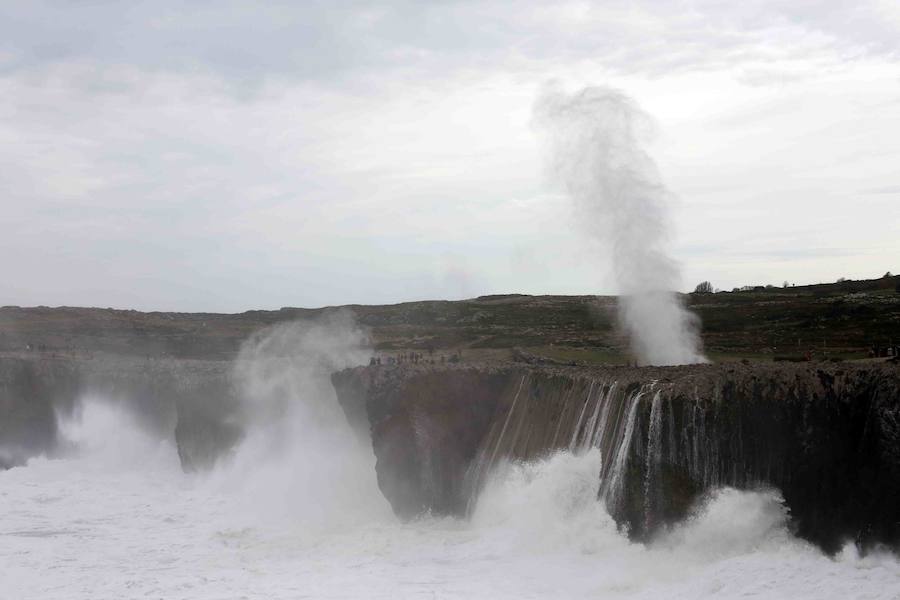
215 310 388 527
232 309 371 442
533 83 706 365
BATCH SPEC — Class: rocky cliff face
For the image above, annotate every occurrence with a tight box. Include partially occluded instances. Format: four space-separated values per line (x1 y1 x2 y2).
6 352 898 554
332 361 900 554
0 355 242 471
333 367 510 517
0 358 82 468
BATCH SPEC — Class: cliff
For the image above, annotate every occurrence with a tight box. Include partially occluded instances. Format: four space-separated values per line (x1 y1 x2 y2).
5 349 898 555
0 357 82 468
332 360 900 554
0 355 242 471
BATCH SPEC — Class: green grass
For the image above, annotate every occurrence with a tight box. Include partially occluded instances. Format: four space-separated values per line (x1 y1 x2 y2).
530 345 627 365
1 275 897 360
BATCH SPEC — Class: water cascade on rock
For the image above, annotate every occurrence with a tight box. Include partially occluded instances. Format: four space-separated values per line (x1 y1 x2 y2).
465 375 661 527
333 363 900 552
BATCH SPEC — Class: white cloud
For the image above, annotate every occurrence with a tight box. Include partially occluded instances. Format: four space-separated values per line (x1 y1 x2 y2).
0 1 898 310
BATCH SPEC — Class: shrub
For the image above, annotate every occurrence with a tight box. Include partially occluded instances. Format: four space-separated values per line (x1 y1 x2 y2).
693 281 713 294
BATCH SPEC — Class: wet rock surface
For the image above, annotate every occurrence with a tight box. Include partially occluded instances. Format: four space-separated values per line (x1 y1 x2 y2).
332 360 900 553
0 355 242 471
0 358 82 468
334 367 509 517
5 351 898 554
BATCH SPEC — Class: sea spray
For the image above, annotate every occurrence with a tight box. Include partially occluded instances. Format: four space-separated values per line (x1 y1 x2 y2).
210 310 390 529
5 397 899 598
533 83 706 366
55 398 180 473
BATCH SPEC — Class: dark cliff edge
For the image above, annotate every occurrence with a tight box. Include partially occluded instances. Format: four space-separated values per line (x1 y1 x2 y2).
0 358 82 468
332 361 900 554
0 356 242 472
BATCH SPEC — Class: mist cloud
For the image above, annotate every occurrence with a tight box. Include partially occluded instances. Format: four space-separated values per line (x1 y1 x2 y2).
534 83 706 365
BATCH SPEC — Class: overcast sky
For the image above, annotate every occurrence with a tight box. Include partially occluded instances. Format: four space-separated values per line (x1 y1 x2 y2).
2 1 898 312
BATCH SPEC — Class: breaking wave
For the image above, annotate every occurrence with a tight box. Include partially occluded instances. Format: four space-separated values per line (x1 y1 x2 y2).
2 390 897 599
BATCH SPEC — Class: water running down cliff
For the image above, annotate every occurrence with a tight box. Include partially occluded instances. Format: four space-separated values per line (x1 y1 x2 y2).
464 375 652 521
465 376 669 533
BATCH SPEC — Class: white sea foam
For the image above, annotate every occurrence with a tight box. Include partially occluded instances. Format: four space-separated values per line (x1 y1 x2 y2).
2 404 898 600
202 312 390 532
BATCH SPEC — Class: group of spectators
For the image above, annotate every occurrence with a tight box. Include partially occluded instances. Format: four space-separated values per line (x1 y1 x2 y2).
369 350 463 366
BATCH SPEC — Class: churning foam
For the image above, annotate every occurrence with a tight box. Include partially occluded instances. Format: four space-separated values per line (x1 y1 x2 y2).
2 401 898 600
55 398 182 473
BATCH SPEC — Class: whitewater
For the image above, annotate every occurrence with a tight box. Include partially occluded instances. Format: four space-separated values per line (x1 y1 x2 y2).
2 399 898 600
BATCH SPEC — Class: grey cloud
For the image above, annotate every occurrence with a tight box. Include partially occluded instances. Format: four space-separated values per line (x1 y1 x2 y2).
0 1 387 84
2 1 899 311
2 1 897 88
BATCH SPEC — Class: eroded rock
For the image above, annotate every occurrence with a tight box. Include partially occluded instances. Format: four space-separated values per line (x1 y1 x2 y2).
332 361 900 553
